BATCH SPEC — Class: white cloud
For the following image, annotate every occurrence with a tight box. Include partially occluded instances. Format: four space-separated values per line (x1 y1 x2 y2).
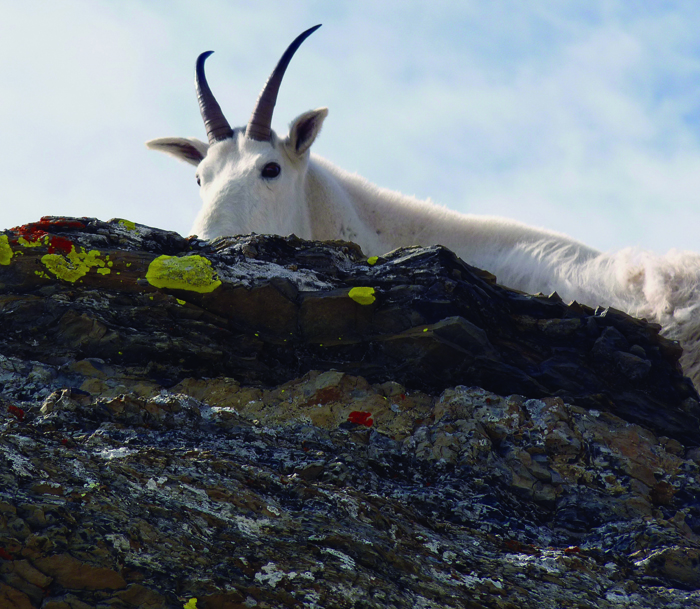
0 0 699 254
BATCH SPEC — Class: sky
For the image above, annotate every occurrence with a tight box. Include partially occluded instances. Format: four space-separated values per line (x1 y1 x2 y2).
1 0 699 255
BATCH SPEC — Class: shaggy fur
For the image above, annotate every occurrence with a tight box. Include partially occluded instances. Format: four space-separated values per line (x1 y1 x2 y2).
147 110 700 389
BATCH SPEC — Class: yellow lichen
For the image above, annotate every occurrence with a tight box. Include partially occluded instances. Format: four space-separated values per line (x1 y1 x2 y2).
118 219 137 230
367 256 379 266
183 599 198 609
176 299 186 305
96 268 111 276
18 235 47 248
41 247 110 283
146 255 221 293
0 235 13 265
348 286 376 305
34 270 50 279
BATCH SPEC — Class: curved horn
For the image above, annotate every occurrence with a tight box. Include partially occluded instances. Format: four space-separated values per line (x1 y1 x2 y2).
246 24 322 142
196 51 233 144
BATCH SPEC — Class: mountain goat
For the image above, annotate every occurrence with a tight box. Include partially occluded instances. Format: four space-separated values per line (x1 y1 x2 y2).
147 25 700 389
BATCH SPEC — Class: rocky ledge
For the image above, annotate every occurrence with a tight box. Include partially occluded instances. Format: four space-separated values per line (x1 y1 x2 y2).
0 217 699 608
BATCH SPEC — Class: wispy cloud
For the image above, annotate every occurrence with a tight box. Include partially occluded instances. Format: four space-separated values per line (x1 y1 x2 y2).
1 0 698 254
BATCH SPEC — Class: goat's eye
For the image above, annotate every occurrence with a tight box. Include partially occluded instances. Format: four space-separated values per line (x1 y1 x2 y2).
196 175 201 186
262 162 281 179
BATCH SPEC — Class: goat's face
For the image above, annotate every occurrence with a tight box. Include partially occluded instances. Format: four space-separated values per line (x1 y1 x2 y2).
146 26 325 240
149 108 327 239
197 130 299 239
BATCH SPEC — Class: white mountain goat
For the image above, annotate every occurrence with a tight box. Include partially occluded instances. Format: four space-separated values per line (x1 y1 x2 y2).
147 25 700 389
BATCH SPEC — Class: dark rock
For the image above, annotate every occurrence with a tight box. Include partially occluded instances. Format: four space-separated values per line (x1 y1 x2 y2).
615 351 653 380
1 217 700 607
0 217 697 444
592 326 630 357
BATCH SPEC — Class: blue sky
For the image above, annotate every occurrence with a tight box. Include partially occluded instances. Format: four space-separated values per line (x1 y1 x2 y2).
1 1 699 254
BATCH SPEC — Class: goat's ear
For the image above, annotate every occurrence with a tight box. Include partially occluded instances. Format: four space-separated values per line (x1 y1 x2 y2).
145 137 209 166
286 108 328 157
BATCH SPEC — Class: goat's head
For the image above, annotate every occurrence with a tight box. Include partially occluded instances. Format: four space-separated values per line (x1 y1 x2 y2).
146 25 327 240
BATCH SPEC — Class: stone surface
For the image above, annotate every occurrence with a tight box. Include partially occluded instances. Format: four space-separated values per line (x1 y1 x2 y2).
0 217 697 443
0 217 699 608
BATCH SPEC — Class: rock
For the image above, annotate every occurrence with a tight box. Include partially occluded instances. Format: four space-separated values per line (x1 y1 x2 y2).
636 546 700 589
0 217 697 443
0 217 699 608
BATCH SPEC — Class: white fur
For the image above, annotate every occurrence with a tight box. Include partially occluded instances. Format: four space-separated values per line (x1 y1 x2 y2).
147 109 700 389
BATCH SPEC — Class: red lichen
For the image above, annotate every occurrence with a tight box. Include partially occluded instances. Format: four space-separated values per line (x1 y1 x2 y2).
0 548 13 560
7 405 25 422
348 410 374 427
13 225 47 244
46 235 74 255
39 216 85 229
503 539 541 555
11 218 82 255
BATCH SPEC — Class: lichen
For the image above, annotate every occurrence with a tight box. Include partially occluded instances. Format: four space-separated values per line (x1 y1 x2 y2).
118 219 137 230
367 256 379 266
146 255 221 293
18 235 47 248
348 411 374 427
348 286 376 305
0 235 13 265
41 247 110 283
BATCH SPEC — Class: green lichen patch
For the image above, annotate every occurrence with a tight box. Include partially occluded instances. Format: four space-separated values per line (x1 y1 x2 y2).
117 219 137 231
41 247 110 283
348 286 376 305
0 235 13 265
18 235 47 248
146 255 221 293
367 256 379 266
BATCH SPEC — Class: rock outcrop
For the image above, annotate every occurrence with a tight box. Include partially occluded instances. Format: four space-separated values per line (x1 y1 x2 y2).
0 217 699 608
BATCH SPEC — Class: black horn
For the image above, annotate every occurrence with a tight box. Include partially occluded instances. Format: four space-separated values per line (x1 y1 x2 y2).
246 24 322 142
195 51 233 144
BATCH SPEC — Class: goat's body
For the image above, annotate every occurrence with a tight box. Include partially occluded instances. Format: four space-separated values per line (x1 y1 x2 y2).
304 155 700 387
147 30 700 390
307 155 600 295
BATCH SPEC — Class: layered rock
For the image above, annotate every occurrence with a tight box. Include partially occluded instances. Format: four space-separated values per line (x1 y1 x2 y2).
0 217 699 608
0 217 697 442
